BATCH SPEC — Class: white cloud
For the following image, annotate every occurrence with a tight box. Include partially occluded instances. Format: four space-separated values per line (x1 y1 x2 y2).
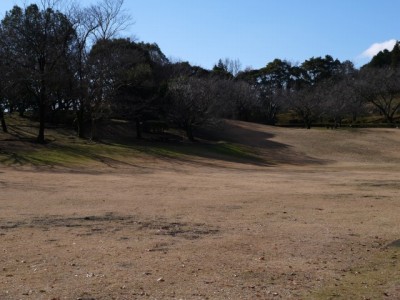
361 39 397 58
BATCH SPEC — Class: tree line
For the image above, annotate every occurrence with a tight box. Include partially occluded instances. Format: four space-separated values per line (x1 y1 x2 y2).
1 0 399 143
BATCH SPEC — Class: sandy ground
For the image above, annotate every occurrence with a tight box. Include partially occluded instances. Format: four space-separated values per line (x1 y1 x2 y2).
1 121 400 299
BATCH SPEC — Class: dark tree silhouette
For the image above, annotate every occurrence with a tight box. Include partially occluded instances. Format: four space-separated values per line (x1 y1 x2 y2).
0 4 75 142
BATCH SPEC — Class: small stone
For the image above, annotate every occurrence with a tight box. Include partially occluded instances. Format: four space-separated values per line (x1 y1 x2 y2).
22 290 33 296
157 277 165 282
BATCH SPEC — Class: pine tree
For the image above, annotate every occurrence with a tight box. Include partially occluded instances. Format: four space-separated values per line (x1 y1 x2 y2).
391 41 400 69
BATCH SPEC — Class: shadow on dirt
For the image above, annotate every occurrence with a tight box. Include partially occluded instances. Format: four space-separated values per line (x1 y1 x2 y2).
0 213 219 240
387 239 400 248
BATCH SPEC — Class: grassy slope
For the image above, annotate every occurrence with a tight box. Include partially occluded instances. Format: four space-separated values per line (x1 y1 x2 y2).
0 115 264 169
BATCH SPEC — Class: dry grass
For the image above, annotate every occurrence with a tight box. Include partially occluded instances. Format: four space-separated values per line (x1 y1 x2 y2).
1 120 400 299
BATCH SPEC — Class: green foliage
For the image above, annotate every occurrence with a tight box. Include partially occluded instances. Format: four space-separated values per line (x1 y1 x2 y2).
301 55 342 85
0 3 76 143
391 42 400 68
212 59 234 79
365 41 400 69
368 49 392 68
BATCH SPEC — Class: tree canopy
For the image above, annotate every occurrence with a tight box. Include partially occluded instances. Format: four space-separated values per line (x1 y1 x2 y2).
0 1 399 142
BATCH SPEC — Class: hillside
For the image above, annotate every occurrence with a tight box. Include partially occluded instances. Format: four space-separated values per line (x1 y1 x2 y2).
209 120 400 166
1 116 400 170
1 118 400 299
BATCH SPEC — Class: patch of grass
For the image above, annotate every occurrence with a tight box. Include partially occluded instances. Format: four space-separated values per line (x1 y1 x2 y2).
144 140 263 163
208 142 262 160
134 143 184 159
0 137 144 168
6 149 89 166
1 134 265 169
0 114 266 168
310 248 400 299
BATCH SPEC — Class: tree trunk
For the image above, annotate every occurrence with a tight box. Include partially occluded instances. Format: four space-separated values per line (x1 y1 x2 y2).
305 118 311 129
37 75 47 143
76 64 87 139
304 118 311 129
135 119 142 139
186 126 195 141
387 114 395 124
90 117 97 141
76 109 86 138
18 106 25 117
0 109 7 133
37 101 46 143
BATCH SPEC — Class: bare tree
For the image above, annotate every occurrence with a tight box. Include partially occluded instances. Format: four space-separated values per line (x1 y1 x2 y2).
213 58 242 77
168 77 219 141
325 83 349 128
217 80 259 121
67 3 100 137
224 58 242 77
90 0 133 41
321 78 366 127
260 89 285 125
0 44 9 133
65 0 133 138
288 85 325 129
37 0 62 10
357 67 400 124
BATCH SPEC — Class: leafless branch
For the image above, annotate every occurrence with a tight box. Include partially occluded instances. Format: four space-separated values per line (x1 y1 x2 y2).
89 0 134 41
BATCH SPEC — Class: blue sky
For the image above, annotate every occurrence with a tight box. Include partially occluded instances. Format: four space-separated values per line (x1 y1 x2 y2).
0 0 399 70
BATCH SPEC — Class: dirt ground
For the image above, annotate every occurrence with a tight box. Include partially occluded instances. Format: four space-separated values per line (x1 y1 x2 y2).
1 121 400 299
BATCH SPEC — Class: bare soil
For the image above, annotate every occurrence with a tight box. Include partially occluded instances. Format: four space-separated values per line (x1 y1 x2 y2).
1 121 400 299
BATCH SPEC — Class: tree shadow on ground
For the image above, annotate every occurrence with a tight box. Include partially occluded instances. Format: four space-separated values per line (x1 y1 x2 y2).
196 120 330 166
0 119 331 170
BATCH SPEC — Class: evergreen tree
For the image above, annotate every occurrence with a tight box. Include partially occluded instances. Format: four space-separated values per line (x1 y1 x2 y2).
391 41 400 69
368 49 392 68
0 4 76 143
